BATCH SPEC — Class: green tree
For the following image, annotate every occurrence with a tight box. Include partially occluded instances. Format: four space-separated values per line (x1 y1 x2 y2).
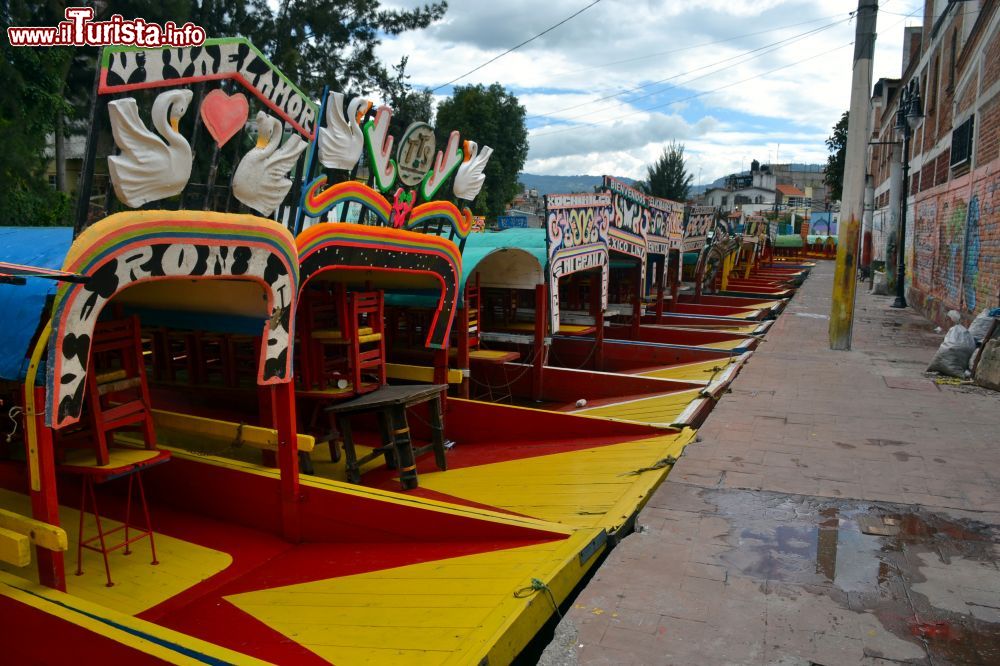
2 0 447 225
825 111 849 202
0 1 76 225
644 141 693 202
253 0 447 98
435 83 529 219
383 57 434 137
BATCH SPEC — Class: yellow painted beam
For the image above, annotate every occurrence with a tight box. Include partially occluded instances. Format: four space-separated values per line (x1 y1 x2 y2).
0 508 68 552
385 363 463 384
0 527 31 567
151 409 314 452
311 326 374 340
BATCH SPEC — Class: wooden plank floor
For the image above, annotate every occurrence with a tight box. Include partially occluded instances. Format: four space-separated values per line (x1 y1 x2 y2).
636 357 744 383
415 431 696 531
0 488 231 615
571 389 704 426
225 528 603 666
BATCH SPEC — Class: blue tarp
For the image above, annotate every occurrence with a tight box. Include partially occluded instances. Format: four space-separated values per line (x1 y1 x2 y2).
0 227 74 382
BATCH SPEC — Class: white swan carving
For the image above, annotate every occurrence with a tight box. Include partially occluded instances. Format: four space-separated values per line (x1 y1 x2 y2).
232 112 308 217
107 89 194 208
318 92 371 172
453 140 494 201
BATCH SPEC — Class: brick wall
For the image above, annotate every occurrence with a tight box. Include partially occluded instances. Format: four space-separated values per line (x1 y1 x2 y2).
899 11 1000 324
979 95 1000 166
957 76 978 115
934 150 951 185
909 163 1000 324
920 161 936 192
984 24 1000 92
871 7 1000 325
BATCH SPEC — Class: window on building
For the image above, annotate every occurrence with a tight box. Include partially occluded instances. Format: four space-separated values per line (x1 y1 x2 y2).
950 115 975 167
949 28 957 90
928 56 939 117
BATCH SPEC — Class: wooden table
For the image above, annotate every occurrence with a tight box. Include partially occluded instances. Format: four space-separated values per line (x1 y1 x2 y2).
325 384 448 489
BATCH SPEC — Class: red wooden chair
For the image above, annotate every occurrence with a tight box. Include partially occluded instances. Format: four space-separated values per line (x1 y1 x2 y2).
299 285 353 391
55 316 169 587
348 290 386 392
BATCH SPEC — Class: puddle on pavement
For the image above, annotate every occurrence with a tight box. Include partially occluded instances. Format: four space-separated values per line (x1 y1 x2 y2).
714 490 1000 664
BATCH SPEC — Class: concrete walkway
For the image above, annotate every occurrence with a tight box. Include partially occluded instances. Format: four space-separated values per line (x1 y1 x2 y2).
543 261 1000 666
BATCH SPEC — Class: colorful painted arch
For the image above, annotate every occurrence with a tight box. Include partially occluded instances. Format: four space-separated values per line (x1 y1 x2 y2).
47 211 299 429
297 223 462 349
300 177 392 224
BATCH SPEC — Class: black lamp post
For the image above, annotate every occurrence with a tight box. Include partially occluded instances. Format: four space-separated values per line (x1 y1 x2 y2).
891 80 922 309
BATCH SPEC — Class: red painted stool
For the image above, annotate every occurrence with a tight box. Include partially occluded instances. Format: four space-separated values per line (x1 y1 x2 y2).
60 449 171 587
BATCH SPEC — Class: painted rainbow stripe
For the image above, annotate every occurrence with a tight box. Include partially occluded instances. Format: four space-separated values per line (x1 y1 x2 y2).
47 211 299 428
406 200 472 239
298 223 461 349
300 177 391 224
298 222 461 268
62 212 298 279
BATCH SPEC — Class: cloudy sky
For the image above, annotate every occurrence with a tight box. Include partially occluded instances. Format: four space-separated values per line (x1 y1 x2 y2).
376 0 923 183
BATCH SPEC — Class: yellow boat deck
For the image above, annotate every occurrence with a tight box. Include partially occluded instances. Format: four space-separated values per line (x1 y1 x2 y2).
0 453 614 665
225 528 601 665
659 323 763 334
637 356 745 383
0 488 232 616
413 428 697 531
69 407 698 664
571 389 706 427
691 338 748 351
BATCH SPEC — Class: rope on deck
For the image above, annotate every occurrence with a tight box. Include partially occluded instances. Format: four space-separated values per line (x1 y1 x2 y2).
514 578 563 619
620 455 678 476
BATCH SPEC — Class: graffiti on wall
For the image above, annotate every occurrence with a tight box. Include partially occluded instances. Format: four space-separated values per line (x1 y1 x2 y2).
908 167 999 322
962 195 981 309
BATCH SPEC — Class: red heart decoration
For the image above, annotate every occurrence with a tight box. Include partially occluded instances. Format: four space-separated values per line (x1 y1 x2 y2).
200 89 250 147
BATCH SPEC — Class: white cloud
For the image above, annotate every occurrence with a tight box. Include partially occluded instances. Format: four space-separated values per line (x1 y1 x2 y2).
376 0 923 182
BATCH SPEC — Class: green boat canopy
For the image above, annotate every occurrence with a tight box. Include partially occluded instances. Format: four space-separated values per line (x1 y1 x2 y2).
775 234 838 248
774 235 804 248
386 228 548 309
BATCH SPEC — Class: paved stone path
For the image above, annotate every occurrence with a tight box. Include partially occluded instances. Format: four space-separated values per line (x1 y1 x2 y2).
543 261 1000 666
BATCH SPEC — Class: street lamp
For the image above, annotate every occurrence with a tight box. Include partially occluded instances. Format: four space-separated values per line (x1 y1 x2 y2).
891 79 922 309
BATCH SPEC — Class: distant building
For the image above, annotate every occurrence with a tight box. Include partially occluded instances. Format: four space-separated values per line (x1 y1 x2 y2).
775 183 812 219
501 208 542 229
508 186 544 224
44 132 88 196
699 160 776 216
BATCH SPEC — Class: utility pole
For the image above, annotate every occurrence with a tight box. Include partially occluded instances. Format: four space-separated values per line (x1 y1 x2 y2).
829 0 878 350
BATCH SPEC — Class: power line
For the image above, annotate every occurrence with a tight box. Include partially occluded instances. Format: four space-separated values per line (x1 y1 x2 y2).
430 0 604 93
527 16 852 122
529 2 923 141
547 12 853 79
531 41 856 139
